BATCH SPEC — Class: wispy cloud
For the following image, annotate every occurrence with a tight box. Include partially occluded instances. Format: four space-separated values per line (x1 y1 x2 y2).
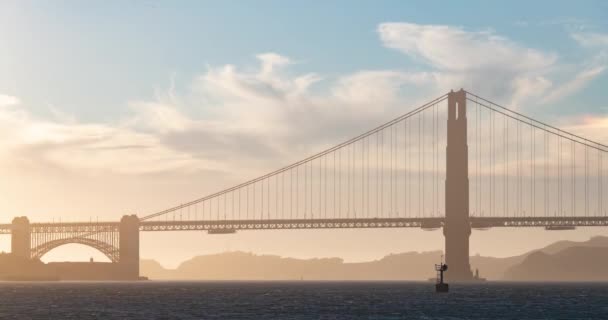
377 22 559 108
378 22 556 72
571 32 608 48
541 66 606 104
534 30 608 105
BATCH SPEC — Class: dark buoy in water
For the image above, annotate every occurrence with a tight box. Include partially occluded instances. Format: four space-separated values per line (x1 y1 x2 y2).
435 258 449 293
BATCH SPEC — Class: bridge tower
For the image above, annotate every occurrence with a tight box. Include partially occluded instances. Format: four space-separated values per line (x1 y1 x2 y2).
119 215 140 280
444 89 473 281
11 216 31 259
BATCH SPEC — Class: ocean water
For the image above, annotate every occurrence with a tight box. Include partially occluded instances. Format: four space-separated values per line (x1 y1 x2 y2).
0 281 607 319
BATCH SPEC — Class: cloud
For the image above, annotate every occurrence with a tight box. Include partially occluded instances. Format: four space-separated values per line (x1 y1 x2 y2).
0 53 432 179
378 23 556 72
532 31 608 105
571 32 608 48
561 114 608 145
377 22 558 108
0 94 20 107
0 94 200 175
1 23 606 182
130 54 441 174
541 66 606 104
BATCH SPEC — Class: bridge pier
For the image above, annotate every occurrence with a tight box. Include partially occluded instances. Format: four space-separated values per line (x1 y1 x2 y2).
119 215 140 280
444 89 473 281
11 217 31 259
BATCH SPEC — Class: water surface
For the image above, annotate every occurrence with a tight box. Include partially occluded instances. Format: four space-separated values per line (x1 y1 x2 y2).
1 281 607 319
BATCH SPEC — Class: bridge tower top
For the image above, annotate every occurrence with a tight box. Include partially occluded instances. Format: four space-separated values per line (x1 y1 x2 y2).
120 214 140 224
448 89 466 121
11 216 31 259
11 216 30 225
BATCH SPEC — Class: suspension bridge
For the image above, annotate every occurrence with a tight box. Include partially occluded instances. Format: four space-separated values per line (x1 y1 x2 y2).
2 89 607 280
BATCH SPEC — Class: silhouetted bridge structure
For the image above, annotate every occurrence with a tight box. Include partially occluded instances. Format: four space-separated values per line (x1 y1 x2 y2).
2 90 607 280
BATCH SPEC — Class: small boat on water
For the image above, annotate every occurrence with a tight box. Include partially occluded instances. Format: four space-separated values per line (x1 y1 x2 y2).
434 258 449 293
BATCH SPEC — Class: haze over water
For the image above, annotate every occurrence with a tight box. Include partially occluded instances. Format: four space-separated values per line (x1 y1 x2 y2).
1 281 607 319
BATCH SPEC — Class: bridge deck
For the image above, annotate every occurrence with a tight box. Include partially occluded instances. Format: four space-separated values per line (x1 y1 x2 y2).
139 218 444 232
139 216 608 232
1 216 607 234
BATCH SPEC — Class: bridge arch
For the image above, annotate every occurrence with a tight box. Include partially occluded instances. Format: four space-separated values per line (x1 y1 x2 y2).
31 238 120 263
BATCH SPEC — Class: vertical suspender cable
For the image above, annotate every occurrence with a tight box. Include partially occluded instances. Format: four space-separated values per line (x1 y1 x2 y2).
339 148 342 218
544 131 548 217
404 118 408 217
392 125 395 216
318 156 325 218
490 112 496 216
420 111 423 217
308 160 314 219
596 149 602 216
383 128 387 216
367 137 370 218
586 145 589 216
361 139 364 217
505 113 508 216
275 174 278 220
304 162 307 218
350 143 353 217
422 109 425 217
381 129 384 216
530 126 533 216
409 117 413 217
290 168 293 219
560 138 563 216
532 127 536 217
479 100 483 216
601 151 604 216
389 125 393 216
347 145 350 217
295 166 300 219
572 141 575 216
433 103 437 217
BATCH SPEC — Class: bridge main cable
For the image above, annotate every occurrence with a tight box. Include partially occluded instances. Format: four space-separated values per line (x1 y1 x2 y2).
140 93 449 221
466 91 608 152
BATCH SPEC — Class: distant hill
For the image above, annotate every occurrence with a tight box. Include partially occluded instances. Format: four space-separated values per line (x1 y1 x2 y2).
504 246 608 281
140 236 608 281
142 251 445 281
472 236 608 281
536 236 608 255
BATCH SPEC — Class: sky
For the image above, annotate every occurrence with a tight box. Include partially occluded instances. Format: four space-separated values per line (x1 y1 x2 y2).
1 0 608 267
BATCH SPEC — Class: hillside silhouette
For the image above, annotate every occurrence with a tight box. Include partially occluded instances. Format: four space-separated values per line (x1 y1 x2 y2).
504 245 608 281
140 236 608 281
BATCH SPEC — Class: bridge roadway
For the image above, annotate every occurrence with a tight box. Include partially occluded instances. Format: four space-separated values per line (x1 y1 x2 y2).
1 216 608 234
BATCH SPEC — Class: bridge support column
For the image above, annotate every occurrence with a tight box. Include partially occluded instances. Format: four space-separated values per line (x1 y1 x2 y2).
119 215 140 280
11 216 31 259
444 89 473 281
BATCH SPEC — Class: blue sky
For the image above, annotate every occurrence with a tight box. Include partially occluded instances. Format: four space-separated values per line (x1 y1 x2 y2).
1 1 608 265
3 0 607 120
